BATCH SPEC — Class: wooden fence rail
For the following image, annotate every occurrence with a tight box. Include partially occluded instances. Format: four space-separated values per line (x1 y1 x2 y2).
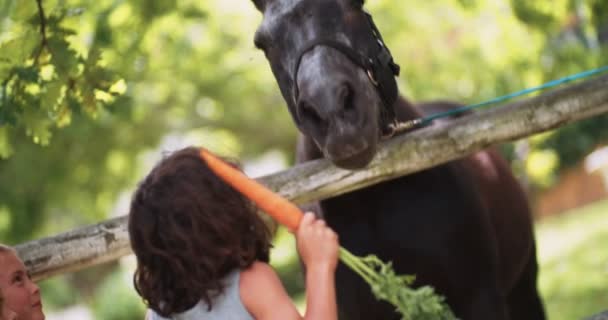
16 73 608 281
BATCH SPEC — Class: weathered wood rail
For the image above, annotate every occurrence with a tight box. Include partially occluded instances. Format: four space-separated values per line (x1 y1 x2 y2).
16 73 608 281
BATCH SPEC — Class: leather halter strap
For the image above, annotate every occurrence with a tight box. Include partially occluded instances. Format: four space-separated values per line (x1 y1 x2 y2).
292 11 401 136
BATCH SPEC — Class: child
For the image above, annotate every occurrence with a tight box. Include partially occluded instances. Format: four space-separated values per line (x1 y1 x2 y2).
0 244 44 320
128 147 339 320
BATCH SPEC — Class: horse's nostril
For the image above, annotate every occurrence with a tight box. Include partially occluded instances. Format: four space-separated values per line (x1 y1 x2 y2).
298 100 324 128
338 83 354 111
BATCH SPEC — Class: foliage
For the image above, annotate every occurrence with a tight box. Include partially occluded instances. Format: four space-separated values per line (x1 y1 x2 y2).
0 0 124 149
536 199 608 320
38 275 80 311
91 267 146 320
506 0 608 186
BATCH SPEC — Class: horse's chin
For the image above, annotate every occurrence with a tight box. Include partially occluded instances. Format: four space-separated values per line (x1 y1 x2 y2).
328 146 376 170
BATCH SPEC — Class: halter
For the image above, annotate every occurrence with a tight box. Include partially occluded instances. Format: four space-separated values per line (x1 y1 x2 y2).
292 11 401 138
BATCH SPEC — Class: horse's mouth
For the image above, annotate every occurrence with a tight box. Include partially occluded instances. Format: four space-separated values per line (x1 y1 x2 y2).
328 145 376 170
320 121 380 170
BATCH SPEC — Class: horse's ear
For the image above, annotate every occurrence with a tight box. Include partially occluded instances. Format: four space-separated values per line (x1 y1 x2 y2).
252 0 266 11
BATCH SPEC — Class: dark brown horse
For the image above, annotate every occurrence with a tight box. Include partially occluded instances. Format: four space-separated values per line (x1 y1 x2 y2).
250 1 545 319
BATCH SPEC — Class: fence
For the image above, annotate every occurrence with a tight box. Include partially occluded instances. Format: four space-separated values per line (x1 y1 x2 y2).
15 74 608 281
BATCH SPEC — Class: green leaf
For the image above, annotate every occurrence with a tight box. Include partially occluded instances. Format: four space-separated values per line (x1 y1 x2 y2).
22 106 53 145
42 80 65 111
134 0 177 20
14 66 39 83
81 84 98 116
86 47 103 66
65 92 81 114
10 0 37 21
0 97 19 126
88 68 119 92
47 36 80 77
0 33 40 65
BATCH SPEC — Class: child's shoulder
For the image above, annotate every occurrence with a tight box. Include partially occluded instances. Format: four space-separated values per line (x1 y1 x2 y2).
240 261 291 314
240 260 277 288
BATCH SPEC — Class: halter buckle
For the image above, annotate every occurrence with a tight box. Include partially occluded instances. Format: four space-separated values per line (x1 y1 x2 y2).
381 121 397 140
381 119 425 140
366 69 379 86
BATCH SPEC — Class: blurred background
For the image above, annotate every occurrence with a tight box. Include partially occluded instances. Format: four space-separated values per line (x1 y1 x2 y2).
0 0 607 319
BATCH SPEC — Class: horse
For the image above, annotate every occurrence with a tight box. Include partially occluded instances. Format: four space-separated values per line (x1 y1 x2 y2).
249 1 546 319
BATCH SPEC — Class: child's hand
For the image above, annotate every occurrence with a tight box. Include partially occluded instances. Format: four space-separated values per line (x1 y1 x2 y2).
296 212 339 272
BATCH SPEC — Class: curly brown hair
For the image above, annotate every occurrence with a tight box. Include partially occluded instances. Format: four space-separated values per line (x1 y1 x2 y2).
0 279 3 314
128 147 271 317
0 244 16 315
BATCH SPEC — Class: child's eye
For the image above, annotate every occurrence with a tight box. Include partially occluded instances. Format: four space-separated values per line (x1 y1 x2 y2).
12 274 24 285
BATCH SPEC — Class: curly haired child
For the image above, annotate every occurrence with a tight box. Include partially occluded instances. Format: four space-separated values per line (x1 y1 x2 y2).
128 147 339 320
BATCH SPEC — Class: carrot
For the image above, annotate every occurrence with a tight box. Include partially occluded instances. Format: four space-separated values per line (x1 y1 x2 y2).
199 148 303 231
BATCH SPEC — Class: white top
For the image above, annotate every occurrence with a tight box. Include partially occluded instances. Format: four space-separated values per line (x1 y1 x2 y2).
148 270 254 320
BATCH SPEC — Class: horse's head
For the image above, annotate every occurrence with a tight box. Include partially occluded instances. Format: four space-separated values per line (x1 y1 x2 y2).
252 0 400 169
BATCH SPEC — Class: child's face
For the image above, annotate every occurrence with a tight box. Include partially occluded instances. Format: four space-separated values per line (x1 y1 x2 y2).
0 251 44 320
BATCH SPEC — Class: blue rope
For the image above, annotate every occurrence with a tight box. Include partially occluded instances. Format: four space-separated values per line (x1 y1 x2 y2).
404 65 608 129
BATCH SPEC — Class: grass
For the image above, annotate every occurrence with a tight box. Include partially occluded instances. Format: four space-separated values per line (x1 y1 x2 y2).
536 199 608 320
271 199 608 319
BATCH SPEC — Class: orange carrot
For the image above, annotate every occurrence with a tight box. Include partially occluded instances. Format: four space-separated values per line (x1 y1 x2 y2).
199 148 303 231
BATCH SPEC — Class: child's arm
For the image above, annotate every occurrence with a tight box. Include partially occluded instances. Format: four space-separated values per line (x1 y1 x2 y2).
297 213 339 320
241 213 339 320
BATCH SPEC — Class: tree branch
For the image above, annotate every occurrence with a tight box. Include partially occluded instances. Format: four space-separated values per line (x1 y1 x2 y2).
34 0 48 64
1 0 49 112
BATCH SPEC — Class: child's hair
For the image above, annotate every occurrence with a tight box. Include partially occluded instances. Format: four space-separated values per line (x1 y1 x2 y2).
128 147 271 317
0 244 14 254
0 244 15 314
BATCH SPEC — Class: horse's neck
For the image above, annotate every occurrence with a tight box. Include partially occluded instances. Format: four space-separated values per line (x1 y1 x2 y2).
394 95 424 122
